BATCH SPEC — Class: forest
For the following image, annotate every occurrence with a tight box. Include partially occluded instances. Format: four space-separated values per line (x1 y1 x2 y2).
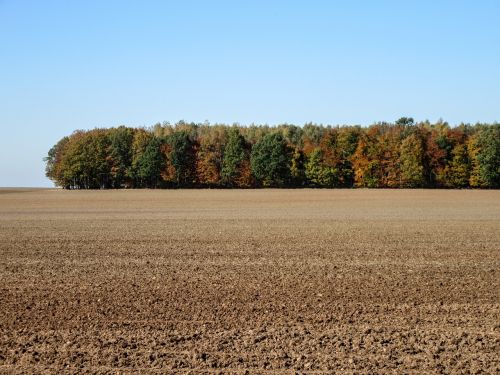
45 118 500 189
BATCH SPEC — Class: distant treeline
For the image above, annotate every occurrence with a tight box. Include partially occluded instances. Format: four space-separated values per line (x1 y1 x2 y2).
45 118 499 189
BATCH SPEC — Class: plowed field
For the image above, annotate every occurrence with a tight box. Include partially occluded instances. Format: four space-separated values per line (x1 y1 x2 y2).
0 189 499 373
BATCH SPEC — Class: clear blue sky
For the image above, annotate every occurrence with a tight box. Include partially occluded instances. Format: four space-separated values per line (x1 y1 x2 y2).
0 0 499 187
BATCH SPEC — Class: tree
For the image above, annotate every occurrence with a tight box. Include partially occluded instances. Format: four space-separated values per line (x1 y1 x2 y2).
108 126 134 188
130 129 153 187
335 127 360 187
305 148 322 186
162 131 196 186
58 131 88 188
305 148 339 187
395 117 415 127
44 136 70 187
196 126 226 186
378 125 404 187
290 146 306 186
221 128 249 187
351 127 382 188
444 144 469 187
250 132 291 186
423 125 449 187
55 129 111 189
399 133 425 187
135 137 164 188
469 125 500 188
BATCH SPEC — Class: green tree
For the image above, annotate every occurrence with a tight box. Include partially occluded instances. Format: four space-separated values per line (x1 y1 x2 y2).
399 133 425 187
290 147 306 186
221 128 247 186
444 144 469 187
250 133 291 186
469 125 500 188
395 117 415 126
305 148 339 187
130 129 153 187
335 127 359 187
136 137 164 188
108 126 134 188
163 131 196 186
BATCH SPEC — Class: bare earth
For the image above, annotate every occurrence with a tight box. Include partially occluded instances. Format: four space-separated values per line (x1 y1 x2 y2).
0 189 499 373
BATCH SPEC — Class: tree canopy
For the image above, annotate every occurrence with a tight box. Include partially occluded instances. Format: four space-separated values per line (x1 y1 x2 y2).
45 119 500 189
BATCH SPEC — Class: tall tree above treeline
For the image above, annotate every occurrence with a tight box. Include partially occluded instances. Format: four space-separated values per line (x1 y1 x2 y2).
45 119 500 189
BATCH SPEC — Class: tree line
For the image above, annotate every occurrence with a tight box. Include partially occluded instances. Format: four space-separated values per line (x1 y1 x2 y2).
45 118 500 189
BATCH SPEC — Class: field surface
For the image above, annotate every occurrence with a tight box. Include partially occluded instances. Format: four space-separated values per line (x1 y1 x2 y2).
0 189 499 373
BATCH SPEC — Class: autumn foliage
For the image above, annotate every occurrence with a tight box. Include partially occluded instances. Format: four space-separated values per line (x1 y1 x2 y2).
45 119 500 189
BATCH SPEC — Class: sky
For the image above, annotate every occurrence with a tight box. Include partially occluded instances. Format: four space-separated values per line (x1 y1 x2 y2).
0 1 499 187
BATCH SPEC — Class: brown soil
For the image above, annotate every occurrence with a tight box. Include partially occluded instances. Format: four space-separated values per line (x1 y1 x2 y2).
0 189 499 373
